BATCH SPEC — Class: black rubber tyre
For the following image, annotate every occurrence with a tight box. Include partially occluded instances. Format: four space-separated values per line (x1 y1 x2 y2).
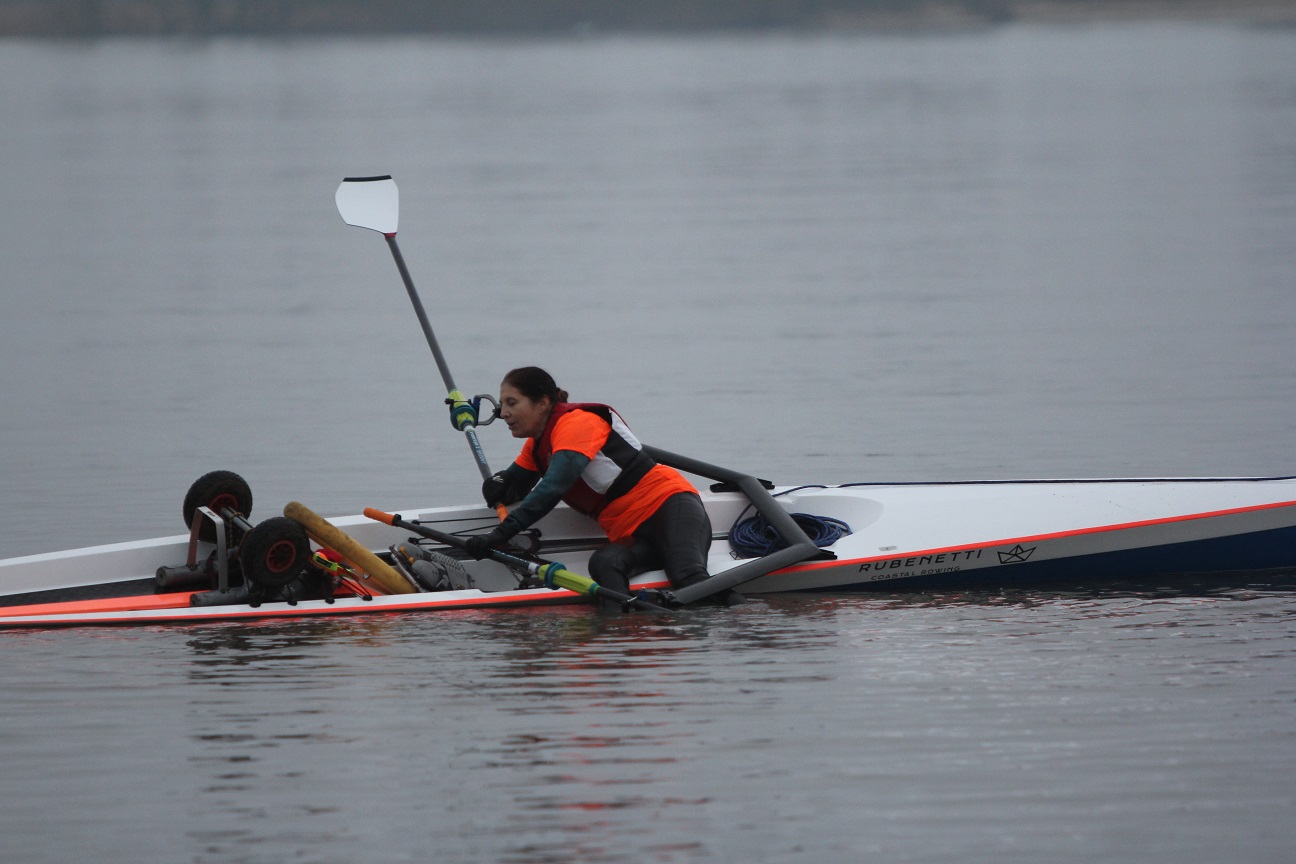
239 517 311 589
183 470 253 542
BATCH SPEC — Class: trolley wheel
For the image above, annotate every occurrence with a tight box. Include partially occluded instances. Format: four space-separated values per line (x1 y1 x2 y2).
183 470 253 542
239 517 310 589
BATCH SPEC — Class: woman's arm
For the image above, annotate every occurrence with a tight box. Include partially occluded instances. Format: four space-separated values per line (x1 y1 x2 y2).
482 462 540 508
496 450 591 538
466 450 593 558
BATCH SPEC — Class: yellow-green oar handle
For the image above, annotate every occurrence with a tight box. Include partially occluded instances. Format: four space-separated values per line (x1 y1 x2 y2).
537 562 598 596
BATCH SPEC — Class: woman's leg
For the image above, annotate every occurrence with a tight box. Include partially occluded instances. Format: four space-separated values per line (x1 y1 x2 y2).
588 537 657 598
644 493 712 590
589 494 737 606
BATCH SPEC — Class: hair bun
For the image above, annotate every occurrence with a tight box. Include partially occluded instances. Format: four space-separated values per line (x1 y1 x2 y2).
503 366 567 404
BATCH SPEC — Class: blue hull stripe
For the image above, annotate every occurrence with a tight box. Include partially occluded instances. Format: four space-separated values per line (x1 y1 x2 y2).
827 524 1296 591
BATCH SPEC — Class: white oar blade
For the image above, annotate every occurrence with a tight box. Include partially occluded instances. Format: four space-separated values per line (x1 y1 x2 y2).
336 175 399 235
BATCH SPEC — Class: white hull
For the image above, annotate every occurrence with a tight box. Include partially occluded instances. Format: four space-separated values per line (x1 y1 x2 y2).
2 476 1295 627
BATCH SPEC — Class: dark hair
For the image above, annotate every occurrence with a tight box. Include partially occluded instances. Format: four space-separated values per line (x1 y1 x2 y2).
502 366 569 404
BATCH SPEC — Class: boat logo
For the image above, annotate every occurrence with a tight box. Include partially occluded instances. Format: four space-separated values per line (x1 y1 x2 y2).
997 544 1036 564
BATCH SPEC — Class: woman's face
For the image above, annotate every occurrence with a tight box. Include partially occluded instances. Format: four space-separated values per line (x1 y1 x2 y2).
498 384 552 439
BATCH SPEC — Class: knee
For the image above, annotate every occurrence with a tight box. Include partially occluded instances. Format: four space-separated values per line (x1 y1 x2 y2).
588 543 636 591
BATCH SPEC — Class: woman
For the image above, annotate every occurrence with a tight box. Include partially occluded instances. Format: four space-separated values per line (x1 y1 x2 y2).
464 367 739 606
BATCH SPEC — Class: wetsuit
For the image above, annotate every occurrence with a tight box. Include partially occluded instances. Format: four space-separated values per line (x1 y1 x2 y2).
491 403 712 596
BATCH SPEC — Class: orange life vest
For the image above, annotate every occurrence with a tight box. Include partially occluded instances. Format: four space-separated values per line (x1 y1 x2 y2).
529 402 657 519
517 402 700 541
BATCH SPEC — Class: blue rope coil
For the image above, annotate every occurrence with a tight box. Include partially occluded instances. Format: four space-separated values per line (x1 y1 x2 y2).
727 511 852 559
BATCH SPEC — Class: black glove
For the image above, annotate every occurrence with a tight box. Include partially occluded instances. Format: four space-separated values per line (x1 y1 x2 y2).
465 527 509 560
481 472 511 509
481 466 538 508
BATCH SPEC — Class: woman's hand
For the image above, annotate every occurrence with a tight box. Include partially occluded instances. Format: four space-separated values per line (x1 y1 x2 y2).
481 465 539 508
465 527 510 560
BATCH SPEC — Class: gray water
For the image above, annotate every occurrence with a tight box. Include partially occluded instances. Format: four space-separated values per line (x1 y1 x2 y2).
1 22 1295 864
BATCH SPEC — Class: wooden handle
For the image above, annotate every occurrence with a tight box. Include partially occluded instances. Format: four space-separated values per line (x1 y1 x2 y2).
284 501 416 595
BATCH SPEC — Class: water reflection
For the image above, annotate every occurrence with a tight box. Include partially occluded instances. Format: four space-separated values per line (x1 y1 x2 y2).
183 616 405 664
161 601 865 862
842 573 1296 610
7 539 1291 860
0 577 1290 864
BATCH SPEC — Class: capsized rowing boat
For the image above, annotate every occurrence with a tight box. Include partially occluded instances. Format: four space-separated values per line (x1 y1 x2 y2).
2 467 1294 628
4 175 1294 627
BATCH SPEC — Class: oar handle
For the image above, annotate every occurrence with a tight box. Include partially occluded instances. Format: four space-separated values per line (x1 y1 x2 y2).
535 562 599 596
364 508 399 527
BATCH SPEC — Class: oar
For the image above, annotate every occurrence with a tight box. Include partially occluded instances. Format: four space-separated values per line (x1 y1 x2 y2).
363 508 669 613
335 175 504 518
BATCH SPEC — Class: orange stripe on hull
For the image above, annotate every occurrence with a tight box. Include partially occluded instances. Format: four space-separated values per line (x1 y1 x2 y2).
0 591 201 618
0 587 595 627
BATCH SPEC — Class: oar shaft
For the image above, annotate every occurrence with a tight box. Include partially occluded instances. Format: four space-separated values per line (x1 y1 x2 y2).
383 234 495 484
461 429 496 484
362 509 667 612
385 234 458 393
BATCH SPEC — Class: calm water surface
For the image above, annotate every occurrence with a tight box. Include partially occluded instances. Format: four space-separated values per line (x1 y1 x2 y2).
1 22 1295 863
2 593 1294 863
